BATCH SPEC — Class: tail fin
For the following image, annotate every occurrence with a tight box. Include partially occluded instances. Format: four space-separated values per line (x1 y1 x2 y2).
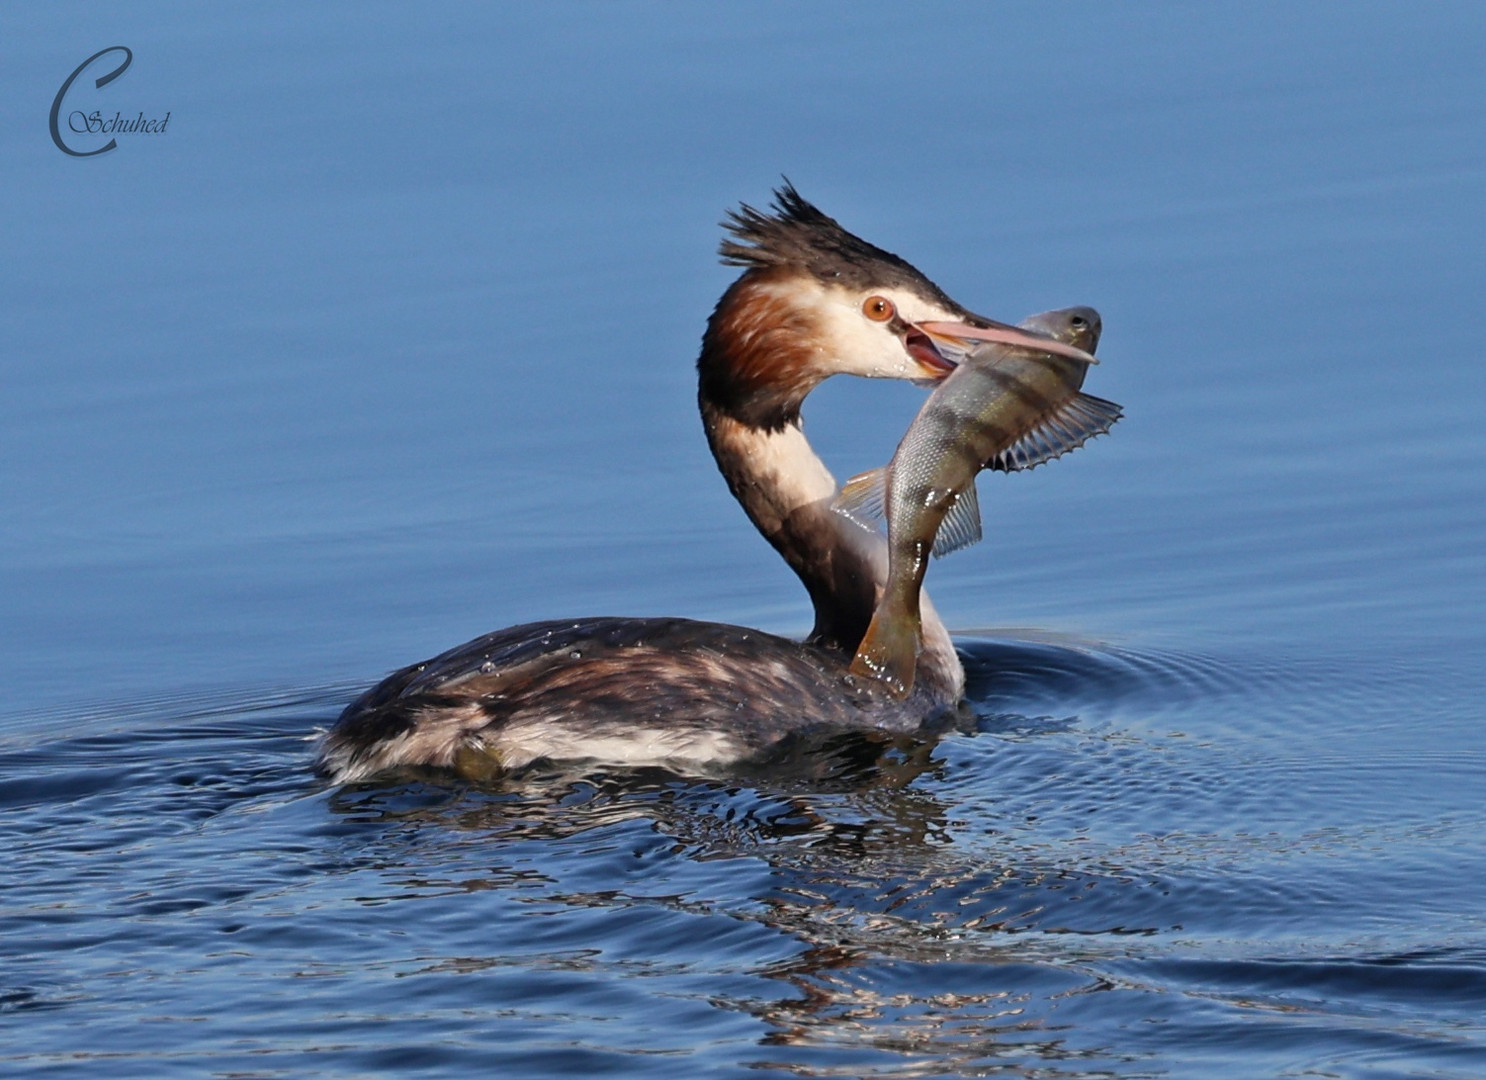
850 608 920 699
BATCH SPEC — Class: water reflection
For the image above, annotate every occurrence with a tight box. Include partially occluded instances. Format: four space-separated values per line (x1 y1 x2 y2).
316 637 1255 953
312 733 1486 1076
319 754 1160 1072
4 636 1484 1075
738 945 1112 1079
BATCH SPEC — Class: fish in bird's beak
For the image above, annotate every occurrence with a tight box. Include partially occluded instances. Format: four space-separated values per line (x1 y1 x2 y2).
911 317 1100 369
838 303 1119 697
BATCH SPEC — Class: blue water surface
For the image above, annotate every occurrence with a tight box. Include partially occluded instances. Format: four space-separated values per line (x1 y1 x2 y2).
3 3 1484 1076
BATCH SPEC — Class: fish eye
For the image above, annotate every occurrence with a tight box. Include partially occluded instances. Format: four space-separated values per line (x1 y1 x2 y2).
862 295 895 322
1070 315 1088 329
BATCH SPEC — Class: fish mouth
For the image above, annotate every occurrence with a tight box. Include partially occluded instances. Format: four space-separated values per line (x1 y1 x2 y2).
913 318 1099 367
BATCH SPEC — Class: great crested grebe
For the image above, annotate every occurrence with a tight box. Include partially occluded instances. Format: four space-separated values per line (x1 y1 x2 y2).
316 185 1090 783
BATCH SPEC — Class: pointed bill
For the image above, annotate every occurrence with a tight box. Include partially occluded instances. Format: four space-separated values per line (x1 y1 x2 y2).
914 320 1099 366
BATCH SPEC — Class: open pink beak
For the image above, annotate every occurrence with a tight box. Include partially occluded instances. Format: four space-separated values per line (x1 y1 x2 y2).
913 319 1099 367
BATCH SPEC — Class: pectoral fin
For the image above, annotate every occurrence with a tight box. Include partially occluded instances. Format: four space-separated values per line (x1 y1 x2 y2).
988 393 1124 473
832 467 888 532
837 467 984 557
931 482 982 558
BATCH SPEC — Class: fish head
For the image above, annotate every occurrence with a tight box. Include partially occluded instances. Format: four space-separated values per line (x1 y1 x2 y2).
1017 306 1102 356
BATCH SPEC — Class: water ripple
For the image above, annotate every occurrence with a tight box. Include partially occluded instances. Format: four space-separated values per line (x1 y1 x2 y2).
2 640 1484 1077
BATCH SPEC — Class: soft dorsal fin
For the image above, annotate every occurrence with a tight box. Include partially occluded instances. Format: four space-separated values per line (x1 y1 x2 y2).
931 482 982 558
832 467 888 531
988 393 1123 473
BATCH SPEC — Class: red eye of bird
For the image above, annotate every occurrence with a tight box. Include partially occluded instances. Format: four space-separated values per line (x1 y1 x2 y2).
862 295 895 322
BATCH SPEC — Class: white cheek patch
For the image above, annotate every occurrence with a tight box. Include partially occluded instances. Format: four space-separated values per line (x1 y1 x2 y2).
814 288 963 379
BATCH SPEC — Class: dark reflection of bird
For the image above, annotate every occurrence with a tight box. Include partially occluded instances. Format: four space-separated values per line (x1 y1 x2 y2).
317 185 1080 784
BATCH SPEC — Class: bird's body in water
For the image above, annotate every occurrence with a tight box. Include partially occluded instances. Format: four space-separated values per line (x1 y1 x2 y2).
835 307 1122 697
316 186 1096 784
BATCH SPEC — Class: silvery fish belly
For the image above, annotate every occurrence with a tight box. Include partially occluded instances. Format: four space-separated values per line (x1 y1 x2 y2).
834 306 1123 696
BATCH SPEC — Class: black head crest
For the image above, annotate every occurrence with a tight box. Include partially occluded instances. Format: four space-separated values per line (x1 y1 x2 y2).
719 181 958 305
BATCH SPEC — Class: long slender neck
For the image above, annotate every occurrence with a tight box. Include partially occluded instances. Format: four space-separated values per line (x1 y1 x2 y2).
698 397 963 698
699 402 869 648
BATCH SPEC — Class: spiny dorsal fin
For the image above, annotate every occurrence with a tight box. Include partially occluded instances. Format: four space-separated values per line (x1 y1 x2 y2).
931 481 982 558
832 467 888 532
988 393 1124 473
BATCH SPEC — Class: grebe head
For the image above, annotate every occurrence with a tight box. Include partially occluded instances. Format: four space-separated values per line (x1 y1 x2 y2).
700 183 1090 430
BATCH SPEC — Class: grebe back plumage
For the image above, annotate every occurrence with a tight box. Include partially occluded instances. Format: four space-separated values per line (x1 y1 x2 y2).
316 186 1077 783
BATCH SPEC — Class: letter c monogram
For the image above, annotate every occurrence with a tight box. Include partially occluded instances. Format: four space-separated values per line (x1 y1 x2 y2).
51 46 133 157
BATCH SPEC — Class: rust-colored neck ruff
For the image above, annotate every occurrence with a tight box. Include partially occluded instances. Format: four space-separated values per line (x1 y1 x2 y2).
697 270 828 433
